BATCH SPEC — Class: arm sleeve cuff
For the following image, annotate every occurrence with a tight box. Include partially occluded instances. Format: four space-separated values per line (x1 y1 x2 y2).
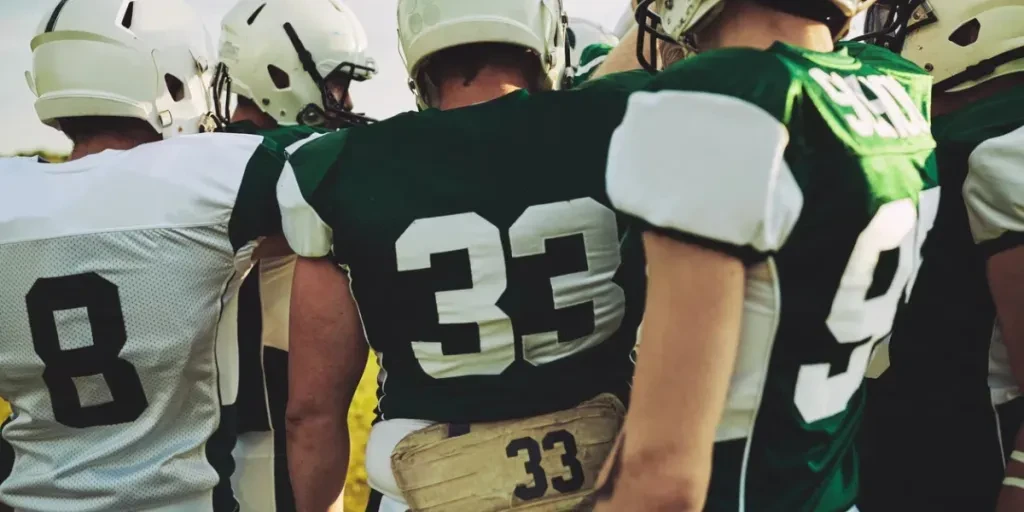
606 90 803 256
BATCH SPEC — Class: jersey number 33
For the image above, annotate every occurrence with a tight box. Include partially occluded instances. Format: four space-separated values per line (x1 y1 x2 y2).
395 198 625 379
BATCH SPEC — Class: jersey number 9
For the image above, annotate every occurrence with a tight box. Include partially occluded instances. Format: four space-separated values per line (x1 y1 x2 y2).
795 188 940 423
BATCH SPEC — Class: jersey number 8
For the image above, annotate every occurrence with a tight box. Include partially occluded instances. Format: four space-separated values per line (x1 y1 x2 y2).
26 273 149 428
396 198 625 379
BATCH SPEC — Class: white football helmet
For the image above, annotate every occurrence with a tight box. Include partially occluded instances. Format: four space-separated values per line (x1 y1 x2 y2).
218 0 377 127
862 0 1024 92
26 0 216 139
636 0 877 69
397 0 570 108
568 18 620 71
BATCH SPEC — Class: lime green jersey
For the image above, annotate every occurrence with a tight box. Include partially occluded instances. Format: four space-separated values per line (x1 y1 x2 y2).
607 41 939 512
277 72 652 424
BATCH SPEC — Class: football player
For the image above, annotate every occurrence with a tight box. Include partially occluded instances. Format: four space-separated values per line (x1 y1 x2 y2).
855 1 1024 510
277 0 654 510
0 1 288 511
216 1 375 511
594 0 939 510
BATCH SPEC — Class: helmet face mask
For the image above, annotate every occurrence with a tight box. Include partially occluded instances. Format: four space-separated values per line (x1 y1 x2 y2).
856 0 937 54
218 0 377 128
635 0 690 73
280 22 376 127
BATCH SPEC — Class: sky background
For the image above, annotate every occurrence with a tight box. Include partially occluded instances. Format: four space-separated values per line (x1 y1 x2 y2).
0 0 630 155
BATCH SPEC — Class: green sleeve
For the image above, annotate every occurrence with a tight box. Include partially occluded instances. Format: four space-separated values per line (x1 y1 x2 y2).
277 130 349 257
228 137 289 252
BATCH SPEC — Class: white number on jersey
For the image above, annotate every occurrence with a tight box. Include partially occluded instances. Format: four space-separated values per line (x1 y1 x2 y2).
809 68 930 140
795 188 939 423
395 198 625 379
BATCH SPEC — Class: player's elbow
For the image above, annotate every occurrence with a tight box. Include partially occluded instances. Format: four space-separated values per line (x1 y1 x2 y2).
285 394 343 440
620 446 712 511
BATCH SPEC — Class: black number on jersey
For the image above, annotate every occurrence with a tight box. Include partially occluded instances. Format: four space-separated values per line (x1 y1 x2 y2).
505 429 585 501
25 273 148 428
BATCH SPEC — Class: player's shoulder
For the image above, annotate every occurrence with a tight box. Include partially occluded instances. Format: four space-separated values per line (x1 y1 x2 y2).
574 69 653 93
648 47 796 122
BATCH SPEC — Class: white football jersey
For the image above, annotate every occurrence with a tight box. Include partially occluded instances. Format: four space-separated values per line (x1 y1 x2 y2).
0 133 283 512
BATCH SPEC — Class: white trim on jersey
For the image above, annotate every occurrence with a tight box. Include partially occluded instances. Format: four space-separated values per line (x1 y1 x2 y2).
277 161 333 258
606 91 803 254
964 125 1024 245
365 418 435 506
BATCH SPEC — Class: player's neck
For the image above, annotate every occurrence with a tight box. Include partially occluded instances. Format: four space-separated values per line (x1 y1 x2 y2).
697 1 834 54
68 133 159 161
933 73 1024 117
436 67 530 111
232 103 279 130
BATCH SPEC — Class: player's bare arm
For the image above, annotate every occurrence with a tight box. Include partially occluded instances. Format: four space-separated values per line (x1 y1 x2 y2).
992 246 1024 512
590 0 654 79
286 256 368 512
594 234 744 511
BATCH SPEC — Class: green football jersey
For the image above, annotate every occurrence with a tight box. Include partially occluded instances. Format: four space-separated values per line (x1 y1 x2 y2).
606 41 939 512
860 81 1024 512
278 72 652 424
886 86 1024 398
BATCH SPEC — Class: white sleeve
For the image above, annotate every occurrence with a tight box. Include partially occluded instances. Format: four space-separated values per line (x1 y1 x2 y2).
606 90 803 255
964 126 1024 250
276 161 333 258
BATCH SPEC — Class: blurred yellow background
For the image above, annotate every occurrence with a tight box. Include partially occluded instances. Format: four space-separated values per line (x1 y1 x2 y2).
343 355 379 511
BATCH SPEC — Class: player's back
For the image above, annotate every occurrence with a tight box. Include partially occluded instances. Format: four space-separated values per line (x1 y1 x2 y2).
0 133 278 512
860 82 1024 511
282 71 652 425
613 42 938 511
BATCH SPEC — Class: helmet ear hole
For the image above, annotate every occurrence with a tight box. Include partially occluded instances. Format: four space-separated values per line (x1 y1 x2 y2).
121 2 134 29
268 65 291 89
164 74 185 102
948 18 981 48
